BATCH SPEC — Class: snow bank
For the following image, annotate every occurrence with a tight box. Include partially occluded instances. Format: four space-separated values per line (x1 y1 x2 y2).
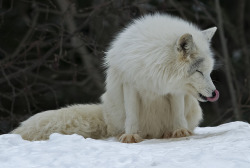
1 121 250 168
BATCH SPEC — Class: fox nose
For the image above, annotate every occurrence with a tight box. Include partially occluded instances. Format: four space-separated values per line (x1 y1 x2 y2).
207 90 219 102
212 90 216 98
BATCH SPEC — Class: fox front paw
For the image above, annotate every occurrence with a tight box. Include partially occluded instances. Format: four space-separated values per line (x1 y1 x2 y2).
172 128 192 138
119 134 143 143
162 131 172 139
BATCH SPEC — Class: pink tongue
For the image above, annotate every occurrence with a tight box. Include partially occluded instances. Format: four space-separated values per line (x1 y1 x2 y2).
207 90 219 102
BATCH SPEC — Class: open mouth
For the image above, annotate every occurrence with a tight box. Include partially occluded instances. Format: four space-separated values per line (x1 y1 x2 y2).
199 90 219 102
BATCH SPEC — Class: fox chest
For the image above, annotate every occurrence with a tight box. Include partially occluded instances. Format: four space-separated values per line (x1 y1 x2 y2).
138 96 173 138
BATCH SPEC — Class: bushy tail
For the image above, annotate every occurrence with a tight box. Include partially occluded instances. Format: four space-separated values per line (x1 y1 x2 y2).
11 104 107 141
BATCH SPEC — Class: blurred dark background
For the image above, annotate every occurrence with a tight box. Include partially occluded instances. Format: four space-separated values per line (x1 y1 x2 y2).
0 0 249 134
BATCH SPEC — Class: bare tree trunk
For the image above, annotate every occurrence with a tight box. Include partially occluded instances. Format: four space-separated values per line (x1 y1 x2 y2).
56 0 104 91
237 0 250 94
215 0 241 120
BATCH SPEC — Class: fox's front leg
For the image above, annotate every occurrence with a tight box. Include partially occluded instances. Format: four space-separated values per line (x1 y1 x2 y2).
119 83 143 143
163 93 192 138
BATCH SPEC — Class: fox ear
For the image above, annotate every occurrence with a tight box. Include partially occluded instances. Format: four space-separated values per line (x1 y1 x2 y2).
202 27 217 42
176 33 194 58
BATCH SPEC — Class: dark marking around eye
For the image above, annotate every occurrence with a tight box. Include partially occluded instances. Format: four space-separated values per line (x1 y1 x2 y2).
191 58 204 70
196 70 204 76
188 58 205 74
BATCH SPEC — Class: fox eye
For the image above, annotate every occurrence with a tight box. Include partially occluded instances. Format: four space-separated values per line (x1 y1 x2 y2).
196 70 204 76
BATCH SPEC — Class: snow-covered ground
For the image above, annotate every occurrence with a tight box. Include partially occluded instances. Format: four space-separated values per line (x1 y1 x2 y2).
0 121 250 168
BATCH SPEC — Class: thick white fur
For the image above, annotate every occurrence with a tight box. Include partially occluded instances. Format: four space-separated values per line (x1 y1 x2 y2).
12 14 217 143
12 104 107 140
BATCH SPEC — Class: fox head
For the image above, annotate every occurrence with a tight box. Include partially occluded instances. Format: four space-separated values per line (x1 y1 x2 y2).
174 27 219 102
105 14 219 102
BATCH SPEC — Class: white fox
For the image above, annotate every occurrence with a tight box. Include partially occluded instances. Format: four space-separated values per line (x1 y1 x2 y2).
12 14 219 143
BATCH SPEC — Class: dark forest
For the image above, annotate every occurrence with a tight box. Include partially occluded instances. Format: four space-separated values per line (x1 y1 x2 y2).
0 0 249 134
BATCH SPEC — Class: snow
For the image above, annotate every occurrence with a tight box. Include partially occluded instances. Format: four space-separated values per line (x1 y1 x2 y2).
1 121 250 168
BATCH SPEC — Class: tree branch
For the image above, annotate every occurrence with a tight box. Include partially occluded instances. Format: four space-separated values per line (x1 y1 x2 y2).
56 0 104 91
215 0 241 120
